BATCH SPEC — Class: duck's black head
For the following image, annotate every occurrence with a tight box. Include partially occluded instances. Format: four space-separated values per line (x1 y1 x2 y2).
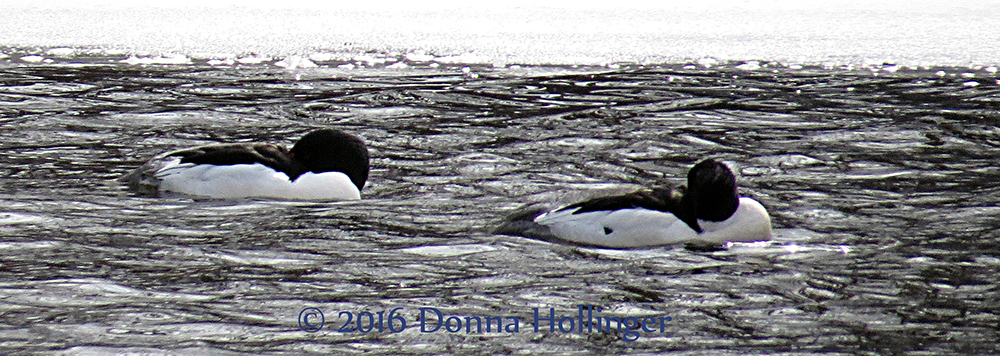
290 129 370 190
685 159 739 222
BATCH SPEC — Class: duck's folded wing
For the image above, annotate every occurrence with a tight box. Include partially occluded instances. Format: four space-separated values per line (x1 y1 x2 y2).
553 188 681 213
172 143 294 172
537 188 700 231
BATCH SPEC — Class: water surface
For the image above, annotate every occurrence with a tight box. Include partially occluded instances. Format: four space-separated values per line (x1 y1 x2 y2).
1 59 999 355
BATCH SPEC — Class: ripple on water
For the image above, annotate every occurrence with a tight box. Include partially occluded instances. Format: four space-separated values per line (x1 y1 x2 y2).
398 244 499 257
0 212 52 225
1 278 214 307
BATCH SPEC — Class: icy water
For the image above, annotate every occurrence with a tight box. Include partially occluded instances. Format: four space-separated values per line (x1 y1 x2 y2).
1 57 999 355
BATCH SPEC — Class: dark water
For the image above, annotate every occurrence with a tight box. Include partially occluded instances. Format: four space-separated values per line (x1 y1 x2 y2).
1 59 999 355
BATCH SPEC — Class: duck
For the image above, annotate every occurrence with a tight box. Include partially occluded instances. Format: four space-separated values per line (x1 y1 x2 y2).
498 159 771 248
120 129 369 200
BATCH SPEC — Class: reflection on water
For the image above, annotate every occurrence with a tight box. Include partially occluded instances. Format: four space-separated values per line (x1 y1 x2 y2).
1 59 999 354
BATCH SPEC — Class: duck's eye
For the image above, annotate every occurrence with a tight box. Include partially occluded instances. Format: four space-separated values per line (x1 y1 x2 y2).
603 226 614 235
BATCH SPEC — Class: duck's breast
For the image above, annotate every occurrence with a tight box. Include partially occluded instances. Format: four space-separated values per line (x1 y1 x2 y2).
697 197 772 244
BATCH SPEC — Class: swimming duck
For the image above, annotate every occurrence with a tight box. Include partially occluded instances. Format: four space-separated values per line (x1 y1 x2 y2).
121 129 369 200
501 159 771 248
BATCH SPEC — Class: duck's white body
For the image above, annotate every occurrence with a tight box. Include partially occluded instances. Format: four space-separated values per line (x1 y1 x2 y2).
534 197 770 248
154 158 360 200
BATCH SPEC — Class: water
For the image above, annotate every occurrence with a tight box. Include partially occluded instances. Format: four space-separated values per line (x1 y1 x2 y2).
1 56 999 355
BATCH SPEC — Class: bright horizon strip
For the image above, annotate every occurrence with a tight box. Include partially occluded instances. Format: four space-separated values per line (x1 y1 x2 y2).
2 0 998 67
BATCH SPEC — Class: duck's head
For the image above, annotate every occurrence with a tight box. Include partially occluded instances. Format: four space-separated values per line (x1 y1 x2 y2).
685 159 739 222
290 129 370 190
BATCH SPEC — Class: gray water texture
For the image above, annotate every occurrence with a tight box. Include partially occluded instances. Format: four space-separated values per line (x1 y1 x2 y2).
1 62 999 355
